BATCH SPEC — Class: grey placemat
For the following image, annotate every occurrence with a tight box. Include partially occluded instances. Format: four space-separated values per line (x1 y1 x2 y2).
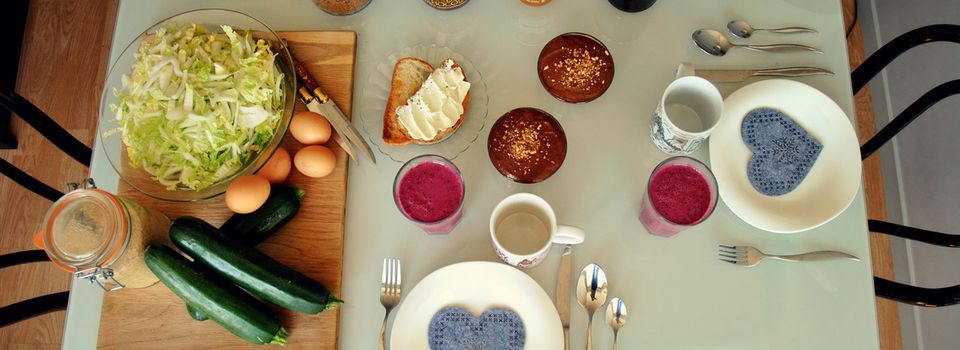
428 307 525 350
741 107 823 196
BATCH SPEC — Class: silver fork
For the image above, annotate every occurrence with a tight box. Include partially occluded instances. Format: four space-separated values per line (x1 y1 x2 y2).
719 245 859 266
379 258 401 350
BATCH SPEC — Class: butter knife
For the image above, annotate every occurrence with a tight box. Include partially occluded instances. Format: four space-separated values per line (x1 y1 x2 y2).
695 67 833 82
296 86 358 161
293 59 376 164
556 245 572 350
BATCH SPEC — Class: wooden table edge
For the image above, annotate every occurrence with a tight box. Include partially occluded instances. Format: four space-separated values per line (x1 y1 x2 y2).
843 1 902 349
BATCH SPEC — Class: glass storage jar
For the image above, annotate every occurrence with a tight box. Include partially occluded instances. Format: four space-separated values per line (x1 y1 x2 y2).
36 179 171 291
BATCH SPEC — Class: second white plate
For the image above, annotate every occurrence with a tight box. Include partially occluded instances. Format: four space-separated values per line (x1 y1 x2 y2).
709 79 862 234
390 261 563 349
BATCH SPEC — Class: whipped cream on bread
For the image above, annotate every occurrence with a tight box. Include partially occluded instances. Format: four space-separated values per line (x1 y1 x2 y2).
395 59 471 141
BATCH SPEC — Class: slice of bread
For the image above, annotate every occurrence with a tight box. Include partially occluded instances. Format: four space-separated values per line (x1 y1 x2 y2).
383 58 432 146
382 58 471 146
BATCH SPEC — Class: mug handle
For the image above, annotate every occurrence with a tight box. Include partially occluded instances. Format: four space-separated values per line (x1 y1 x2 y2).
676 62 695 78
553 225 585 245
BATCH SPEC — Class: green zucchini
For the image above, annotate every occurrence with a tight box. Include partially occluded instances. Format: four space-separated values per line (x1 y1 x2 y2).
187 304 208 321
144 245 287 345
190 185 303 322
221 185 304 246
170 216 342 314
184 260 221 321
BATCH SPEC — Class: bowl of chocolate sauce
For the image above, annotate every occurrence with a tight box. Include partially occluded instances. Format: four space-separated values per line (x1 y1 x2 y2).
537 32 615 103
487 108 567 183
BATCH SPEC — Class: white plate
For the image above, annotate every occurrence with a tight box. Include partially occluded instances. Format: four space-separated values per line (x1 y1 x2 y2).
708 79 862 233
390 261 563 349
360 44 489 162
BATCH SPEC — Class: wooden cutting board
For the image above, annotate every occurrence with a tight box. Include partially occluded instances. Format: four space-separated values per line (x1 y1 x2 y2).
97 31 356 349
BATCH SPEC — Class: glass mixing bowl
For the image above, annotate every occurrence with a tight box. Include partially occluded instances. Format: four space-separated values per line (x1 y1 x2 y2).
97 9 295 201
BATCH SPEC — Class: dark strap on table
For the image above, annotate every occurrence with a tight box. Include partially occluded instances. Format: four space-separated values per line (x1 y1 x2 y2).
0 249 49 269
860 80 960 159
869 219 960 248
0 0 30 149
875 277 960 307
851 24 960 95
0 291 70 328
0 91 91 165
0 157 64 201
869 220 960 307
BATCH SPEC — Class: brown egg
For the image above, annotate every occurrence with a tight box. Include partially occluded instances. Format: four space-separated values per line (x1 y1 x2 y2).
257 147 291 184
290 111 332 145
225 175 271 214
294 145 337 178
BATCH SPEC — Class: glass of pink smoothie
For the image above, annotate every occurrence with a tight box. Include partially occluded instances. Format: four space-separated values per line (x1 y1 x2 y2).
639 156 718 237
393 155 465 234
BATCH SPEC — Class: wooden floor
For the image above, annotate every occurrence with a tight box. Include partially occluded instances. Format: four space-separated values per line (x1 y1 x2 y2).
0 1 118 348
0 0 900 349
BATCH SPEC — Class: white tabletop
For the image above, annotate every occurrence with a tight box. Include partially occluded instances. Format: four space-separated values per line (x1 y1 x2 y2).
75 0 880 349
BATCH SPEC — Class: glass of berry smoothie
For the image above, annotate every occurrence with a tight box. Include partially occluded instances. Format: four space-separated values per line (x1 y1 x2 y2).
640 156 718 237
393 155 465 234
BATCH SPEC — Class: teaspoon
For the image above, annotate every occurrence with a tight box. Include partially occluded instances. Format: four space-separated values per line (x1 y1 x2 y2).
576 263 608 350
693 29 822 56
606 298 627 350
727 19 817 38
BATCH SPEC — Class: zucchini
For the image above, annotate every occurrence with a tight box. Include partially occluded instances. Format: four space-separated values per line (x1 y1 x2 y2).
187 304 208 321
190 185 303 322
184 260 222 322
170 217 342 314
144 245 287 345
221 185 304 246
190 185 302 322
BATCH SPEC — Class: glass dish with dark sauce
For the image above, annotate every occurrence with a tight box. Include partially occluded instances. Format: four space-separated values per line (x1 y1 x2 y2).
537 32 614 103
487 107 567 183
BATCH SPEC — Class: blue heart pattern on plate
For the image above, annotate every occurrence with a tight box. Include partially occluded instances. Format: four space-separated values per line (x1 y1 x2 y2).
428 307 525 350
741 107 823 196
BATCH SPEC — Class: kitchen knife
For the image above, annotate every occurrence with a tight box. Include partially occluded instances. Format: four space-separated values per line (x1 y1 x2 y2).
293 60 376 164
557 245 572 350
297 86 358 161
695 67 833 82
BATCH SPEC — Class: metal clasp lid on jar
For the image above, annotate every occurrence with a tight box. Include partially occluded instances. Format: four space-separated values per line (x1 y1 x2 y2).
73 266 125 292
34 178 129 292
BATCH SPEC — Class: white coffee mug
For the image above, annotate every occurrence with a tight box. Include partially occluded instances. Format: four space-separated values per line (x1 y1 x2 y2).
649 63 724 155
490 193 585 269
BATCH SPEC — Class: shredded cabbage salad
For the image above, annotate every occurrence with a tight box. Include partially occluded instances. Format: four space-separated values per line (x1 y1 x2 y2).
109 23 285 191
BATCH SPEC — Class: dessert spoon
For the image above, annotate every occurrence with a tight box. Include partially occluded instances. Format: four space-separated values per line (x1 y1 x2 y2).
606 298 627 350
576 263 608 350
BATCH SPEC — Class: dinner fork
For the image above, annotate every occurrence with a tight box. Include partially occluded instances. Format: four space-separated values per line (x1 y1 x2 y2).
379 258 401 350
719 245 859 266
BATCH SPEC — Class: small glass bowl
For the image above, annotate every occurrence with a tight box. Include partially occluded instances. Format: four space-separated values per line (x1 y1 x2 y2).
423 0 470 10
314 0 372 16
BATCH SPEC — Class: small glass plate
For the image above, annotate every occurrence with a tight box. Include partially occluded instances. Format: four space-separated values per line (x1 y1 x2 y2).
360 44 489 162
